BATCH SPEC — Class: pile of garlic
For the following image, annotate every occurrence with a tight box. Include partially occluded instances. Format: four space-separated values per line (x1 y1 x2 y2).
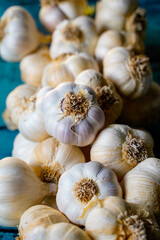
1 1 160 239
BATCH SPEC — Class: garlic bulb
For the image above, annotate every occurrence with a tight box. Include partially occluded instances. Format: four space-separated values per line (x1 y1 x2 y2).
18 87 52 142
56 161 122 225
12 133 38 164
95 0 138 34
2 84 37 130
121 157 160 222
29 137 85 183
0 6 50 62
95 30 144 69
91 124 154 180
20 47 51 87
39 0 87 32
50 16 98 59
42 52 99 88
20 222 91 240
42 82 105 146
0 157 57 227
18 205 69 238
75 70 123 128
119 81 160 127
126 8 147 39
103 47 152 99
85 196 160 240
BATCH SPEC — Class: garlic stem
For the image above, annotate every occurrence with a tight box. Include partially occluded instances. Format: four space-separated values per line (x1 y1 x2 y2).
38 33 51 44
132 8 146 34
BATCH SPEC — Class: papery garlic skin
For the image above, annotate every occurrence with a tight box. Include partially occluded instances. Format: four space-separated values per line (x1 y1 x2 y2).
0 157 57 227
39 0 87 32
91 124 154 181
119 82 160 127
22 222 91 240
18 87 52 142
2 84 37 130
42 82 105 146
95 30 144 69
0 6 46 62
121 158 160 221
20 47 51 87
103 47 152 99
42 52 99 88
12 133 38 164
85 196 160 240
50 16 98 59
56 161 122 225
75 70 123 128
18 205 69 238
29 137 85 183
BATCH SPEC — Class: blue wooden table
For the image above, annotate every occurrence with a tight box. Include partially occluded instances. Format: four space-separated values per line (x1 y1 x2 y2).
0 0 160 239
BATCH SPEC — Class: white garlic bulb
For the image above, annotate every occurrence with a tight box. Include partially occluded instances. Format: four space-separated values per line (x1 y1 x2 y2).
12 133 38 164
95 30 144 69
85 196 160 240
18 205 69 239
18 87 52 142
56 161 122 225
121 157 160 221
91 124 154 180
20 222 91 240
29 137 85 183
103 47 152 99
119 82 160 127
39 0 87 32
42 52 99 88
75 70 123 128
2 84 37 130
0 6 50 62
42 82 105 146
20 47 51 87
50 16 98 59
0 157 57 227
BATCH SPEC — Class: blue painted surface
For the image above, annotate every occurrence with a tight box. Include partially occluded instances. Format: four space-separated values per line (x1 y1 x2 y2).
0 0 160 238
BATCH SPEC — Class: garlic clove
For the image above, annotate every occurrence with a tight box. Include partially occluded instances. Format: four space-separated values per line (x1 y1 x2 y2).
0 157 57 227
20 47 51 87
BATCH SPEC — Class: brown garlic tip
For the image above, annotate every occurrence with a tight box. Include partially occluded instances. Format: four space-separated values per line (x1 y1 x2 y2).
39 162 64 183
122 130 148 166
73 178 99 204
118 211 147 240
128 54 151 82
132 8 147 34
23 94 37 112
63 23 83 42
95 86 119 111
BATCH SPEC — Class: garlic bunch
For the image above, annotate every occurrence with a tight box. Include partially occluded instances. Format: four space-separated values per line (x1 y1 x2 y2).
19 222 91 240
126 7 147 39
75 70 123 127
119 82 160 127
103 47 152 99
121 157 160 222
18 205 69 239
2 84 37 130
42 82 105 146
29 137 85 183
95 0 138 34
18 87 52 142
91 124 154 180
0 157 57 227
85 196 160 240
42 52 99 88
56 161 122 225
20 47 51 87
0 6 50 62
50 16 98 59
39 0 87 32
95 30 144 69
12 133 38 164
